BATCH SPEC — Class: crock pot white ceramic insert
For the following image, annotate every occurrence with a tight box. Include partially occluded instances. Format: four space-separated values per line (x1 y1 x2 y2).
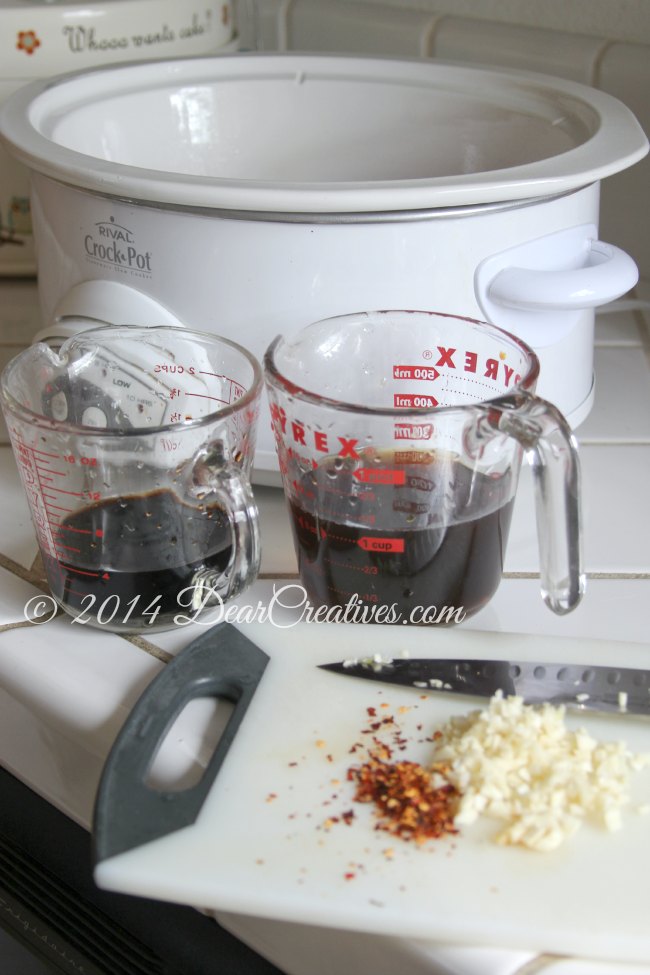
0 53 647 478
0 0 235 276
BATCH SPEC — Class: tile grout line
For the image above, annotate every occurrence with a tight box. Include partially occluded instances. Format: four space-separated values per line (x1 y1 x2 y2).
0 551 46 588
121 634 174 665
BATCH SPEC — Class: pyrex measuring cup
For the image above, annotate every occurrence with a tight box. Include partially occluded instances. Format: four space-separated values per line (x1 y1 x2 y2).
1 325 262 632
264 310 584 624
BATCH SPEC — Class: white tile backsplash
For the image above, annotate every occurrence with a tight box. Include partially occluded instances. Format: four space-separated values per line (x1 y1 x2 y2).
595 41 650 294
0 280 43 342
577 346 650 443
238 0 293 50
0 446 39 572
429 17 607 84
0 346 26 443
594 305 646 345
507 443 650 575
288 0 437 56
288 0 650 46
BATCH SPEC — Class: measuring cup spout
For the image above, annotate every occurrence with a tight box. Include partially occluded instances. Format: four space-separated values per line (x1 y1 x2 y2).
482 392 585 615
1 340 72 419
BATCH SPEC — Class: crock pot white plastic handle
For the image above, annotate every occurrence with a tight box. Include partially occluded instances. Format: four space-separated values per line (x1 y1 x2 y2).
488 239 639 311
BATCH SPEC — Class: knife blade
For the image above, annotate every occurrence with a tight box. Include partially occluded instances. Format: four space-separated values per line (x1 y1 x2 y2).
318 656 650 715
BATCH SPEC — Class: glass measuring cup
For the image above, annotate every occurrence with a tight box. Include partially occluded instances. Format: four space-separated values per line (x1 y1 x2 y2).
1 325 262 632
264 310 584 624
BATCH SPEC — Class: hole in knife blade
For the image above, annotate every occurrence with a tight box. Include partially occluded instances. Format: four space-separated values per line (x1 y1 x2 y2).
508 665 521 678
582 669 595 683
534 666 546 679
607 671 621 685
145 696 234 792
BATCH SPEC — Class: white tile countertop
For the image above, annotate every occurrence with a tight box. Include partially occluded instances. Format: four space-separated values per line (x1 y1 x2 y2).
1 281 650 975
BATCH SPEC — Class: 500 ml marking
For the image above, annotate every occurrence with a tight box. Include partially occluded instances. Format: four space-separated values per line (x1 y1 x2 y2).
393 365 440 381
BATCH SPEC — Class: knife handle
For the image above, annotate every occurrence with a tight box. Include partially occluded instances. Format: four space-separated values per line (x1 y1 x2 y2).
93 622 269 863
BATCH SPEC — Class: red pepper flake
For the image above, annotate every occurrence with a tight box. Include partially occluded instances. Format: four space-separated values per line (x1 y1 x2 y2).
349 755 458 844
288 761 298 767
344 871 356 881
367 707 377 717
266 792 278 803
341 809 355 825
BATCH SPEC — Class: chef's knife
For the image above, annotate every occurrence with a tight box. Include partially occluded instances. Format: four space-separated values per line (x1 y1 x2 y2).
318 657 650 715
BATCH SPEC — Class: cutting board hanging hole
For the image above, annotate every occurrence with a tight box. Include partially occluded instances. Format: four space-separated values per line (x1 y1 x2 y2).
144 695 235 793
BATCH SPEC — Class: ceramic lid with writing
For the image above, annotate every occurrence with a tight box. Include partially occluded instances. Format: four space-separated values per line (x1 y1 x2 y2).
0 0 234 79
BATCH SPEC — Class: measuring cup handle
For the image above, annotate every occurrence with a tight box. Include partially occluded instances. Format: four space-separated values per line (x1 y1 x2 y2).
485 393 585 614
213 466 262 602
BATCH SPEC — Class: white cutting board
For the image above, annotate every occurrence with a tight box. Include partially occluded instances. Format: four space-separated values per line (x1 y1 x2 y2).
95 624 650 963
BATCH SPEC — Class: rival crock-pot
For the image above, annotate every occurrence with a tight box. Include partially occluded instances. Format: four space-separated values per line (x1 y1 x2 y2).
0 53 647 478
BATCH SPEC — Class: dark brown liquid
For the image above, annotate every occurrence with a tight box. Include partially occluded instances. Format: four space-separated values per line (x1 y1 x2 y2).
288 454 515 624
43 489 232 630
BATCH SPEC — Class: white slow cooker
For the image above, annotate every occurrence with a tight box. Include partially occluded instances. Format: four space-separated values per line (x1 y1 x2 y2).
0 53 647 478
0 0 235 277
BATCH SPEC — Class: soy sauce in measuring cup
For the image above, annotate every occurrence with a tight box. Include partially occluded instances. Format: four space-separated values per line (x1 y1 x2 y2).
41 488 232 629
288 450 515 623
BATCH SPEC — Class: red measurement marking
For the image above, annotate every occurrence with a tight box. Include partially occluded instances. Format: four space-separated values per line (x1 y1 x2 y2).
47 487 85 498
56 544 81 553
353 467 406 486
186 392 229 405
394 422 433 441
320 527 350 544
60 566 101 578
357 536 405 553
326 559 379 575
57 560 108 579
60 525 92 535
34 465 65 476
29 447 60 459
44 504 74 513
393 393 438 409
392 365 440 381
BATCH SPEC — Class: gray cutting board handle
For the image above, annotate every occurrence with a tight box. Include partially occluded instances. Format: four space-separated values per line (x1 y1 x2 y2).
93 622 269 863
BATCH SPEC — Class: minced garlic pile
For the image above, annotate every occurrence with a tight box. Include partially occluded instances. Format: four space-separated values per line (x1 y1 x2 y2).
429 693 650 852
